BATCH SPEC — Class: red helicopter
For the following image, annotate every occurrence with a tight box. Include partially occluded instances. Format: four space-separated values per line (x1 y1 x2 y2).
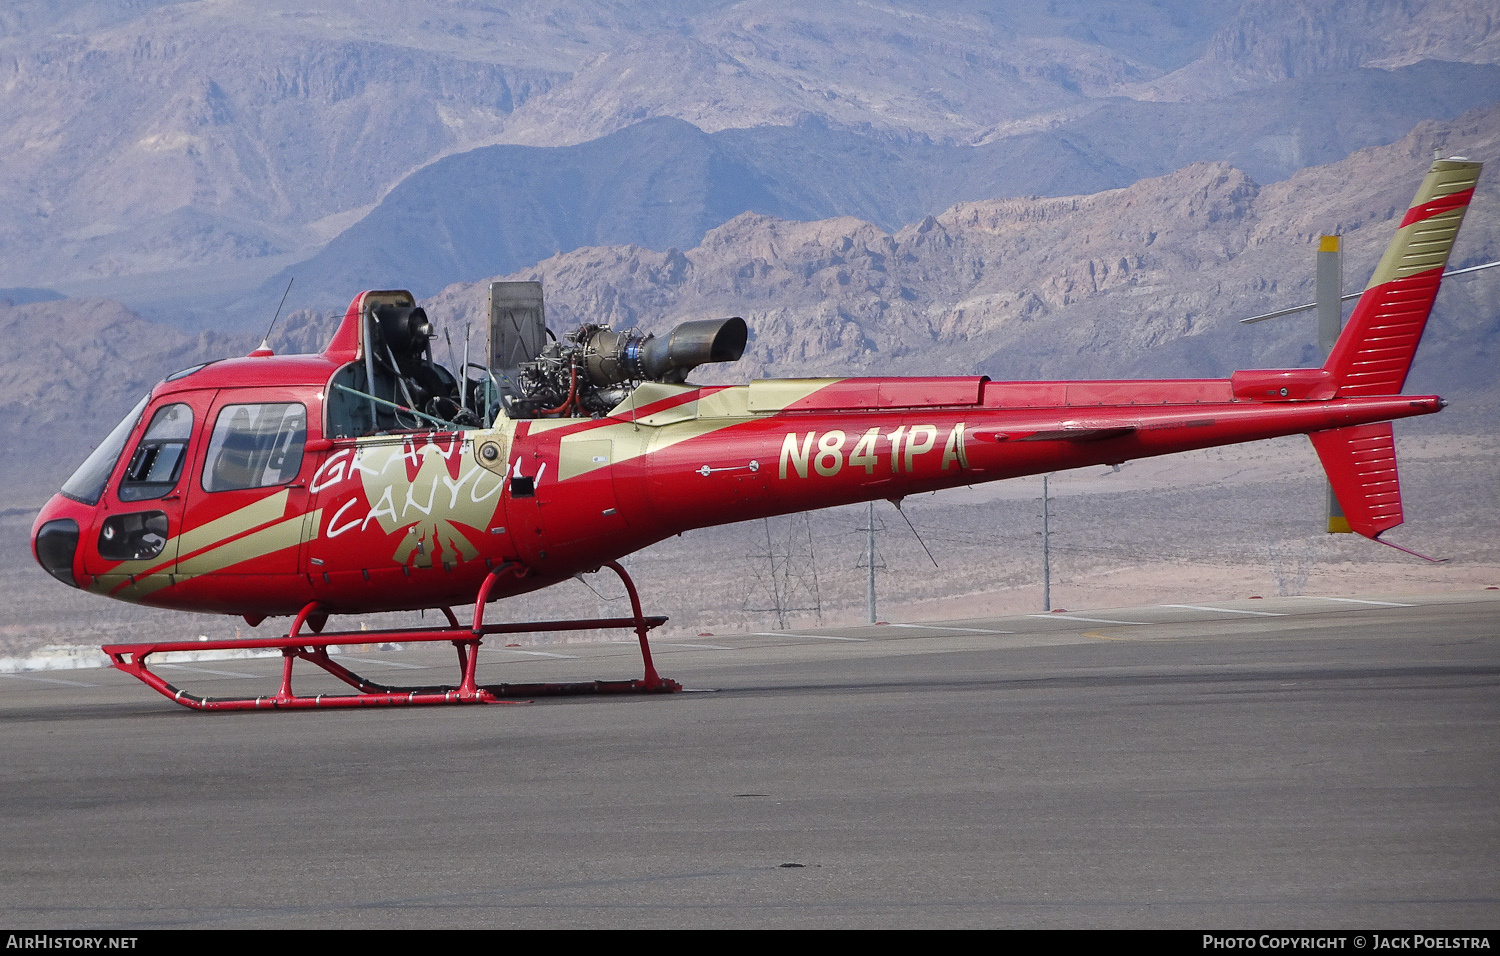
30 158 1481 711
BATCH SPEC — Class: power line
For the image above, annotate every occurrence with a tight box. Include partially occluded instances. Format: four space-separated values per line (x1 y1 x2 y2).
744 514 823 628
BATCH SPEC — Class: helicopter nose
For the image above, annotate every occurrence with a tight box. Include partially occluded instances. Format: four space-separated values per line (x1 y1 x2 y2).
32 495 82 589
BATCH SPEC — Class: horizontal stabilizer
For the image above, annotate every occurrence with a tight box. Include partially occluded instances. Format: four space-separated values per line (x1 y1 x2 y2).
1307 423 1402 539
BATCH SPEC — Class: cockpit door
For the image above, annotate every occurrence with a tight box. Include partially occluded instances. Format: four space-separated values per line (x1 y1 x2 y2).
79 389 216 592
173 387 314 583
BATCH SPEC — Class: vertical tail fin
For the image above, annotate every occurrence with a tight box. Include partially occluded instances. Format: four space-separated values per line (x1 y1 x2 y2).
1309 158 1480 545
1324 159 1481 396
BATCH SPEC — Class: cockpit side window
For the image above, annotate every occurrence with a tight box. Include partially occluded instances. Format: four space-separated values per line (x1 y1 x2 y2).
118 403 194 502
61 394 150 506
326 363 379 438
202 403 307 492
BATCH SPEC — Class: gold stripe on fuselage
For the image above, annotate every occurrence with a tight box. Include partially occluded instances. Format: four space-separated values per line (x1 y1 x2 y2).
554 379 837 481
175 489 292 561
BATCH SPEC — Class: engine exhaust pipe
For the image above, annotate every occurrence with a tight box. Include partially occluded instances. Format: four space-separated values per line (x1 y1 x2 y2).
584 317 747 385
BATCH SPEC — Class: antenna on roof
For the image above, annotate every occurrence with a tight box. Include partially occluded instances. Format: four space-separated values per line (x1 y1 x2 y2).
251 278 294 357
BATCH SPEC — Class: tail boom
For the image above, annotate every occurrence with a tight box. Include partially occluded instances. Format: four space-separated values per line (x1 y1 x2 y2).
631 387 1444 537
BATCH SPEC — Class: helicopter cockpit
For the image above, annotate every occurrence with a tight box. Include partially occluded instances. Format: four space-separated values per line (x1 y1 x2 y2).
324 290 491 439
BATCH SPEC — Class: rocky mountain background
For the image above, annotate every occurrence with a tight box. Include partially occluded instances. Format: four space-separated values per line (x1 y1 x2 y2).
0 0 1496 658
1 1 1497 318
263 63 1500 315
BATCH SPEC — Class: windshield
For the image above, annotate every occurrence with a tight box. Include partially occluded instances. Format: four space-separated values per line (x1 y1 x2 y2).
60 394 150 505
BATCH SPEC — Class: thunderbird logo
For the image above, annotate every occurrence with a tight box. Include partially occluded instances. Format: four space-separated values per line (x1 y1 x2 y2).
315 435 505 568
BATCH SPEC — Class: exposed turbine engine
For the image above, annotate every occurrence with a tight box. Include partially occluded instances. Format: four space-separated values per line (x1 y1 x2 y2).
511 317 748 417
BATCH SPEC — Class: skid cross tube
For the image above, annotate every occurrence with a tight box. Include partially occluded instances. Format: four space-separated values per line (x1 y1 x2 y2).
104 560 681 711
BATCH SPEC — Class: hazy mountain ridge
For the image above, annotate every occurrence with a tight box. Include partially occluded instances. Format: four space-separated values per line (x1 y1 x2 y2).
492 0 1500 146
268 61 1500 318
1131 0 1500 99
492 12 1155 147
4 0 1494 307
266 117 798 310
0 10 563 284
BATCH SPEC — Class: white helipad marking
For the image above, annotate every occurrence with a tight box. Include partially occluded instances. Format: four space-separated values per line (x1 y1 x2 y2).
753 632 870 642
887 624 1016 634
0 673 97 687
1295 596 1416 607
155 663 262 678
339 657 428 669
1163 604 1285 617
503 650 579 659
1027 614 1151 626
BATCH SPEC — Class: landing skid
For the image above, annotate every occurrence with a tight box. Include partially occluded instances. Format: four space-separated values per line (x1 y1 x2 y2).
103 561 682 711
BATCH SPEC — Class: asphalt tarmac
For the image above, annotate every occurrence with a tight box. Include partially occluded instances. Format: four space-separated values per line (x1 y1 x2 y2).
1 590 1496 929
